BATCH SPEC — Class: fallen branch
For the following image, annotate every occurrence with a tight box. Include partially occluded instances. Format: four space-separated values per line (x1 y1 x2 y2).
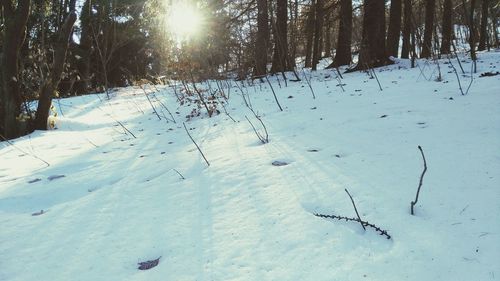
183 122 210 167
345 188 366 230
411 145 428 215
314 213 391 239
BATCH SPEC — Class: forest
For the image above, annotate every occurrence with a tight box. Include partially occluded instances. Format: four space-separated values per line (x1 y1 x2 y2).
0 0 498 138
0 0 499 280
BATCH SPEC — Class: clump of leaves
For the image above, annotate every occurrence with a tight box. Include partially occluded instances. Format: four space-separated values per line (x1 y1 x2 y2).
138 257 161 270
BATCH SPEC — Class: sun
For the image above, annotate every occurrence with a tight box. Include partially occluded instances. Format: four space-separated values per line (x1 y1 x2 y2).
167 2 204 41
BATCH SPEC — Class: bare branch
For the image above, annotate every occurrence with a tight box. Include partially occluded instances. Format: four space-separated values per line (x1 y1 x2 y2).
345 188 366 231
183 122 210 167
411 145 428 215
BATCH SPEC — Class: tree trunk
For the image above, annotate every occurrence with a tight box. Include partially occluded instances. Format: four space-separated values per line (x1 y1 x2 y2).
329 0 352 67
76 0 92 94
289 0 298 67
324 18 332 58
254 0 269 77
462 0 477 71
69 0 76 11
440 0 452 54
478 0 489 50
387 0 402 58
34 12 77 130
354 0 386 70
304 1 315 68
401 0 412 58
0 0 31 139
312 0 324 70
271 0 290 73
421 0 435 58
492 4 500 48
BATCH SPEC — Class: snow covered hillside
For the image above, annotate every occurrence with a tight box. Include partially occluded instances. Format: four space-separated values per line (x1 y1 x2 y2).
1 52 499 281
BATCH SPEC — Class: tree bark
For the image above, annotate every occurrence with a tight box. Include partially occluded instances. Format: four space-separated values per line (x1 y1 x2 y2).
478 0 489 50
34 12 77 130
254 0 269 77
387 0 402 58
76 0 92 94
271 0 290 73
401 0 412 58
304 1 315 68
312 0 324 70
492 4 500 48
0 0 31 139
329 0 352 67
462 0 477 71
354 0 386 70
323 18 332 58
440 0 453 54
421 0 435 58
289 0 298 67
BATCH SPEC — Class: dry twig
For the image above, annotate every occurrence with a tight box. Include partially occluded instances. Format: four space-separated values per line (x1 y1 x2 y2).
345 188 366 230
411 145 428 215
183 122 210 167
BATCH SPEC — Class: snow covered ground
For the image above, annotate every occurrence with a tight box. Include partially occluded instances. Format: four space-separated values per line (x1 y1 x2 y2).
1 51 499 281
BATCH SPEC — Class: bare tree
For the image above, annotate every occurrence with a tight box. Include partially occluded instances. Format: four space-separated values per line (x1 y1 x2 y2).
34 12 77 130
401 0 412 58
478 0 489 50
353 0 387 70
328 0 352 67
0 0 31 138
387 0 402 58
440 0 453 54
304 2 315 68
311 0 324 70
421 0 436 58
462 0 477 72
254 0 269 77
271 0 290 73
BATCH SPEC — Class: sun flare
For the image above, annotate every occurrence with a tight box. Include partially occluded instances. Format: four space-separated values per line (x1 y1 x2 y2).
167 2 204 40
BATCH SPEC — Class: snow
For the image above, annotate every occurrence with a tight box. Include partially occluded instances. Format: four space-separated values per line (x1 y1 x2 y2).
1 51 499 281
